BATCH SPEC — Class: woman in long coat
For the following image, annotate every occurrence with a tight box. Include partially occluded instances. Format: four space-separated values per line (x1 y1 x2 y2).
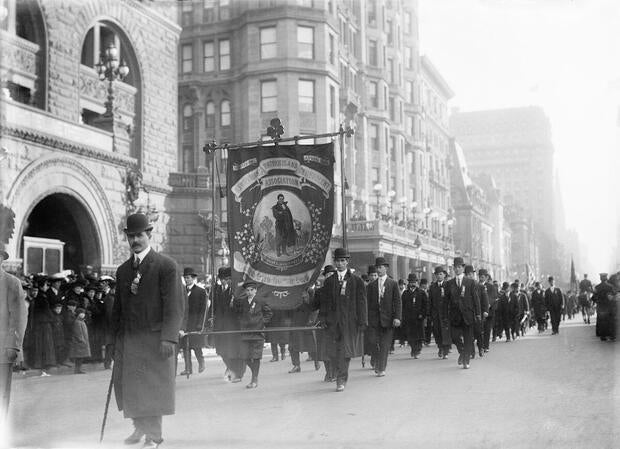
30 278 56 376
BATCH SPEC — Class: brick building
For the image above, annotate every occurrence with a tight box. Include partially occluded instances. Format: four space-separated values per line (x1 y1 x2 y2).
0 0 179 275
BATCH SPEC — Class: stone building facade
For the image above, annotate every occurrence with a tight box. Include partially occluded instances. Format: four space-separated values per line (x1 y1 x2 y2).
0 0 179 275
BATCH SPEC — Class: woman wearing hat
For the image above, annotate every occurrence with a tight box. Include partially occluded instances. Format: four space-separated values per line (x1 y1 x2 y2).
236 281 273 388
30 275 57 376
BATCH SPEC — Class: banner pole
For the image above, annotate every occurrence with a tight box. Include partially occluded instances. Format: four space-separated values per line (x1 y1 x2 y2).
339 123 348 251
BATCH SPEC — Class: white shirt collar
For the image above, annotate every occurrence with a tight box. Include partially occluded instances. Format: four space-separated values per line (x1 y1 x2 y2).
337 270 346 280
134 246 151 262
378 274 387 282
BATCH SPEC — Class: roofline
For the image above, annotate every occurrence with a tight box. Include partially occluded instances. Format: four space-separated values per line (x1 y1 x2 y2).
421 55 454 99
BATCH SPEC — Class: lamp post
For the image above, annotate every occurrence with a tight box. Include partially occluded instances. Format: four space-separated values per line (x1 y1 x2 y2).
387 189 396 219
96 43 129 118
414 235 422 276
398 196 407 224
410 201 418 230
423 207 431 230
373 183 382 219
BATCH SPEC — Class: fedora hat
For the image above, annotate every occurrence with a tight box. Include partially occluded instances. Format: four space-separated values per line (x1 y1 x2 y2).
367 265 377 275
464 265 475 275
333 247 350 259
374 257 389 267
218 267 231 279
183 267 198 277
434 266 447 275
478 268 489 277
322 265 336 275
453 257 465 267
407 273 418 283
124 213 153 234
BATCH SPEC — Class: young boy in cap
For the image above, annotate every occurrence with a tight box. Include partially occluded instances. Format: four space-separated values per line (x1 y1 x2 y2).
68 308 91 374
236 281 273 389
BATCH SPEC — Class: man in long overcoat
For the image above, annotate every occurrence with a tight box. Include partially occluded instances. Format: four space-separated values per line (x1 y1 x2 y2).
179 267 208 375
530 282 547 332
401 273 427 358
446 257 481 369
465 265 488 358
479 269 497 353
366 256 401 376
544 276 564 335
312 248 367 392
112 213 184 449
428 266 451 359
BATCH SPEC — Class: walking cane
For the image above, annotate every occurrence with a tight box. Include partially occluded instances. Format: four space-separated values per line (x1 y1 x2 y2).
99 371 114 443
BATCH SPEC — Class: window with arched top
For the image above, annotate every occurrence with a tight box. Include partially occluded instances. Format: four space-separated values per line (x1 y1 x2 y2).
205 101 215 128
221 100 231 126
0 0 47 109
181 104 195 172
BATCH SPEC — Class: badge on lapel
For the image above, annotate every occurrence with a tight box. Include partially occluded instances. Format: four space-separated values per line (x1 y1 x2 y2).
130 273 142 295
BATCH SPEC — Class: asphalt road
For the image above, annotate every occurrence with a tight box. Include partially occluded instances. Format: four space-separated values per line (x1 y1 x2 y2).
6 316 619 449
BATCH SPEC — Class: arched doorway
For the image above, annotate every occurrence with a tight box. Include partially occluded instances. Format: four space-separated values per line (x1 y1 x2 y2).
21 193 101 273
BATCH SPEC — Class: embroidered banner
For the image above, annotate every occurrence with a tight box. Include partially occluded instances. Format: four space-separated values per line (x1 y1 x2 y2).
227 143 334 309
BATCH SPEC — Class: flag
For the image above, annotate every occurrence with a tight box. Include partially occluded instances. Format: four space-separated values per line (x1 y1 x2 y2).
570 257 577 290
227 142 335 310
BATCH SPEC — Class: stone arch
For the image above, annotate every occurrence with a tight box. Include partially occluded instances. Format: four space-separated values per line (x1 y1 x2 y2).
6 156 118 272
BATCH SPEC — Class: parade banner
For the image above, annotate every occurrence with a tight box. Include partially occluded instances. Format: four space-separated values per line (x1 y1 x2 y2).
227 143 335 309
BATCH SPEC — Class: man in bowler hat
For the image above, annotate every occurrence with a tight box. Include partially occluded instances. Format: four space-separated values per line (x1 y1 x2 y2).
112 213 184 448
544 276 564 335
311 248 367 391
445 257 481 369
366 256 401 376
179 267 208 375
428 266 452 359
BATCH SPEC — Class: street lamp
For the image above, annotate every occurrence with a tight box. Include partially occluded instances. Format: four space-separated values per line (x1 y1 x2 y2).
387 190 396 219
373 183 382 219
410 201 418 230
413 235 422 276
398 196 407 224
96 43 130 118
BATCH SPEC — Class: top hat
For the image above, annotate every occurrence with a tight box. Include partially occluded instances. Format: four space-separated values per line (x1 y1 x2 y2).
367 265 377 275
218 267 232 279
124 213 153 234
374 257 389 267
0 243 8 261
183 267 198 277
407 273 418 283
333 248 350 259
242 280 258 289
464 265 475 275
478 268 489 277
434 266 447 275
322 265 336 275
453 257 465 267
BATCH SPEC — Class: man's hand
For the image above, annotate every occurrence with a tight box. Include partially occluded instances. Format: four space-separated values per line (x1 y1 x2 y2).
393 319 401 328
5 348 18 363
159 341 176 359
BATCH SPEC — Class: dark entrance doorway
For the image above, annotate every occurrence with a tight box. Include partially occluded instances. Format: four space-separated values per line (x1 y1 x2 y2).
22 193 101 273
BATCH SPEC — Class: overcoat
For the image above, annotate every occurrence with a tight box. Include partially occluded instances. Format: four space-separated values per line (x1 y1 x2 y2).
428 281 451 345
235 297 273 359
0 270 28 363
530 289 546 318
29 294 56 369
288 299 319 354
112 249 184 419
401 287 427 342
446 276 481 327
313 270 367 359
182 284 208 347
544 287 564 313
67 318 91 359
212 283 241 358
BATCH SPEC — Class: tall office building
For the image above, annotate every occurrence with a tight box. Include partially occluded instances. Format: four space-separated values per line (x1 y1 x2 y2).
173 0 456 278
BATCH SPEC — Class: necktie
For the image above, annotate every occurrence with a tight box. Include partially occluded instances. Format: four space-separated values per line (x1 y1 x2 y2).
132 256 140 270
379 278 384 302
457 277 461 288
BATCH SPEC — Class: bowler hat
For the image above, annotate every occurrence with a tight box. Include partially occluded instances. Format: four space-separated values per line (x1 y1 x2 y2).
322 265 336 275
183 267 198 277
374 257 389 267
0 243 8 261
434 266 447 275
124 213 153 234
420 278 428 286
333 247 350 259
547 276 554 282
478 268 489 277
242 280 258 289
407 273 418 283
453 257 465 267
510 282 519 289
501 282 510 290
218 267 231 279
367 265 377 275
464 265 475 275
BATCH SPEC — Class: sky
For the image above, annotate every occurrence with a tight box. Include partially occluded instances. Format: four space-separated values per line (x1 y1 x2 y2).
419 0 620 273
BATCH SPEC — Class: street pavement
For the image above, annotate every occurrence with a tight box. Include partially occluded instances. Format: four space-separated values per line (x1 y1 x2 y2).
6 316 620 449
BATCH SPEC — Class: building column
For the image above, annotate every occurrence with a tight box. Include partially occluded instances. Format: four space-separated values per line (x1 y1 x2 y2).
390 253 398 279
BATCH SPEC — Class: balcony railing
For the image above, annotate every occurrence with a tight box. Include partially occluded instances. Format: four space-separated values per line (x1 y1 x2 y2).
169 172 228 190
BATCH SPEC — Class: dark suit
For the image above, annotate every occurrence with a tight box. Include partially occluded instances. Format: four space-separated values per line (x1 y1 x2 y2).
401 287 427 356
531 288 547 331
212 283 244 377
180 283 208 373
446 275 480 365
312 270 367 386
544 286 564 334
366 276 401 372
482 281 498 350
112 249 184 442
473 282 489 354
428 281 451 355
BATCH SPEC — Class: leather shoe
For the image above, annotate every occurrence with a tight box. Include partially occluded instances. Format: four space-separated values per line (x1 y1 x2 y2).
288 365 301 373
269 357 279 362
463 363 470 369
179 370 191 376
142 438 163 449
246 381 258 389
336 383 345 392
198 361 205 373
376 371 386 377
230 377 242 383
457 354 463 365
478 348 484 357
124 429 144 445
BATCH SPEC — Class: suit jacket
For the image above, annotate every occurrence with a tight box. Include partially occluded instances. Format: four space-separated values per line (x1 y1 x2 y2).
367 276 402 328
235 297 273 341
531 289 546 317
401 288 428 323
428 281 449 322
485 281 499 314
545 287 564 312
0 270 28 363
112 248 184 418
446 276 481 327
476 282 489 314
183 284 208 332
